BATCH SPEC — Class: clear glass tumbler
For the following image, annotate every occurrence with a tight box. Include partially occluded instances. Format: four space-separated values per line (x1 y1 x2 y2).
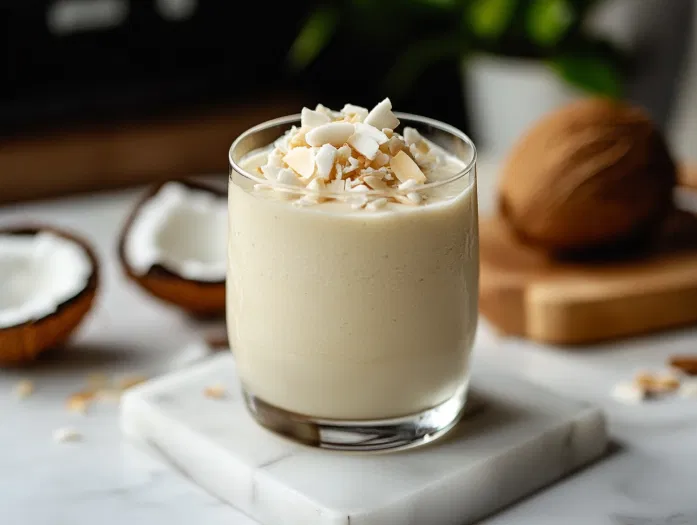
228 113 478 452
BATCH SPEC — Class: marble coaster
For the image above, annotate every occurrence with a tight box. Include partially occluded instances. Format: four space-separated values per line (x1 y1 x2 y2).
121 354 607 525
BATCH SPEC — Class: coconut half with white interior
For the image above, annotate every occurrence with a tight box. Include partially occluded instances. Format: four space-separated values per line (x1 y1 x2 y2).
0 226 98 366
118 180 227 316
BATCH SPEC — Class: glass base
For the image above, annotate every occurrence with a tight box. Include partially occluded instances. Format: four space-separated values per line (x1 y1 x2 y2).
242 384 469 453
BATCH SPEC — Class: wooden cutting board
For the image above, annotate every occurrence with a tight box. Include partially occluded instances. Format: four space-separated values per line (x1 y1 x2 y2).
479 210 697 345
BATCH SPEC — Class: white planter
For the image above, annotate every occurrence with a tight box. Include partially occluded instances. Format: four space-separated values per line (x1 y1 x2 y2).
463 55 582 157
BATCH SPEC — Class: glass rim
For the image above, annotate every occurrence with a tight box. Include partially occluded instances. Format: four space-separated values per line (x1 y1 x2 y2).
228 112 477 197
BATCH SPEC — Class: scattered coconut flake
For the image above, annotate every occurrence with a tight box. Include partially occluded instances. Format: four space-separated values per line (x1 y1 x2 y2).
344 157 361 174
283 147 315 179
315 144 337 180
679 381 697 398
277 168 304 187
315 103 341 118
354 122 389 145
366 198 388 211
351 195 369 209
350 184 370 193
261 165 281 181
274 129 293 153
53 427 82 443
301 107 331 128
390 150 427 183
364 98 400 130
204 384 227 399
13 379 35 399
117 374 148 390
336 144 352 161
363 175 387 190
326 179 345 193
66 392 91 415
294 195 319 207
288 126 310 148
406 192 423 204
650 372 681 394
267 149 284 167
372 151 390 169
86 372 109 389
403 126 423 145
387 136 406 156
95 389 122 402
611 381 647 404
398 178 420 191
348 132 380 160
306 122 355 147
307 178 324 192
341 104 369 121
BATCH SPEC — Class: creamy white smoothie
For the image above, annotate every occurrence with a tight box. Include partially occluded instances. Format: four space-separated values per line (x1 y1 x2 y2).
228 100 478 421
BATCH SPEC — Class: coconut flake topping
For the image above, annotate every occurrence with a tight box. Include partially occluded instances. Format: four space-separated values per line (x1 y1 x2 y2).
247 98 450 209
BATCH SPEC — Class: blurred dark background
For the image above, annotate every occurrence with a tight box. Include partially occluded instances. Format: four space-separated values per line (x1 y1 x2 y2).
1 0 696 202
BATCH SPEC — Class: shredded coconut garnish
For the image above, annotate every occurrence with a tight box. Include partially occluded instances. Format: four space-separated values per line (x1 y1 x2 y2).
14 379 35 399
53 427 82 443
247 98 449 209
203 384 227 399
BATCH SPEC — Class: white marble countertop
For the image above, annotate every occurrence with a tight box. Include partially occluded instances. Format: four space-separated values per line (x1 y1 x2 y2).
2 164 697 525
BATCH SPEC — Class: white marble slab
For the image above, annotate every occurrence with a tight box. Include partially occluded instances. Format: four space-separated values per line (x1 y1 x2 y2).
121 353 607 525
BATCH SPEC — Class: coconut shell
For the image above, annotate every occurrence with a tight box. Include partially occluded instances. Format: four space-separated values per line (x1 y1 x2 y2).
118 180 226 316
0 226 99 366
499 98 677 255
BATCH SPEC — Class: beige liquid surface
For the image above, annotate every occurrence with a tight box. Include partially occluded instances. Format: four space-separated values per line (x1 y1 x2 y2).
227 154 479 420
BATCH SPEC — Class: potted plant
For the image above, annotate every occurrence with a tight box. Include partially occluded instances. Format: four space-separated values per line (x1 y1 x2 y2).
460 0 625 154
288 0 638 154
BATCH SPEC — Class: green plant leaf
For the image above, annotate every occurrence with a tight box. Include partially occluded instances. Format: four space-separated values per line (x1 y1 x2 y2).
288 6 339 71
385 35 468 98
412 0 460 8
527 0 573 47
466 0 517 40
550 55 623 98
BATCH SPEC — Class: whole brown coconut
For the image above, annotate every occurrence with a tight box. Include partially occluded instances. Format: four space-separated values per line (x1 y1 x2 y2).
499 98 677 255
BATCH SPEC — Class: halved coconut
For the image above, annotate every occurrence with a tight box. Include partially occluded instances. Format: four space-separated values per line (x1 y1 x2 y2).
118 180 227 315
0 226 98 366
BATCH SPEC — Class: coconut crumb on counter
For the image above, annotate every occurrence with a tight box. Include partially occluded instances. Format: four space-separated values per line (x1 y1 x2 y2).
203 384 227 400
86 372 110 389
117 374 149 390
66 391 94 415
94 388 122 402
13 379 35 399
246 98 451 209
611 381 647 404
53 427 82 443
679 381 697 399
611 365 697 404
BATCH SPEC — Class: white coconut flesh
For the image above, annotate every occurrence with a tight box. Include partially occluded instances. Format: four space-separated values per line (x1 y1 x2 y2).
0 232 93 329
124 182 227 282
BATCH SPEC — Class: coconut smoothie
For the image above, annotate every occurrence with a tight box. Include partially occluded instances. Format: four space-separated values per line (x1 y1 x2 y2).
228 99 478 420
